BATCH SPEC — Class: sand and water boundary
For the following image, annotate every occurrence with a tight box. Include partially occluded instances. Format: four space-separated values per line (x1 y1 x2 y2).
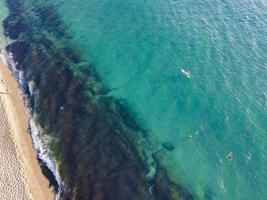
0 59 54 200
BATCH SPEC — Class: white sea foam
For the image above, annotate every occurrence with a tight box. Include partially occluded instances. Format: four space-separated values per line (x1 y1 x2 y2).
28 80 35 96
0 50 64 198
29 117 63 192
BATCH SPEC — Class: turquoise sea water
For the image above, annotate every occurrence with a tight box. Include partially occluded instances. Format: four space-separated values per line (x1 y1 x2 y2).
52 0 267 199
2 0 267 199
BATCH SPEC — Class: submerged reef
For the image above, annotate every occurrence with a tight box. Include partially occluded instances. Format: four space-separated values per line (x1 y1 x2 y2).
3 0 193 199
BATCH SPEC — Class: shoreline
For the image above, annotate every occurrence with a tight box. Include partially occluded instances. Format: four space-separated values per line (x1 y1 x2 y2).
0 59 54 200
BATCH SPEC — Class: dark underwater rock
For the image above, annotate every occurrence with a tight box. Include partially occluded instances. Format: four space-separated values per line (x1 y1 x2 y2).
151 154 193 200
162 142 175 151
2 14 28 39
6 0 24 14
6 41 29 65
37 158 59 193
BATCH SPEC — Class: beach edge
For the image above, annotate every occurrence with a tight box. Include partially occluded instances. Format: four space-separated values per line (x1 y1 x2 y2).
0 59 55 200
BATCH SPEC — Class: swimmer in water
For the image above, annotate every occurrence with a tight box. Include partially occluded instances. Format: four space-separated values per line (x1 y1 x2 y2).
227 152 233 161
181 68 191 78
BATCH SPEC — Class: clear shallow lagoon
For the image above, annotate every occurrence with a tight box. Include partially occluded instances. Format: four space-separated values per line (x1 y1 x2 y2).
2 0 267 199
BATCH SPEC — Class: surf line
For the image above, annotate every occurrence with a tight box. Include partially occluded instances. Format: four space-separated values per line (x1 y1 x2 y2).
0 50 63 197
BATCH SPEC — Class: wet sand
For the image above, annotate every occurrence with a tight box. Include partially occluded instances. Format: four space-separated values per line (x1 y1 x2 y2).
0 61 54 200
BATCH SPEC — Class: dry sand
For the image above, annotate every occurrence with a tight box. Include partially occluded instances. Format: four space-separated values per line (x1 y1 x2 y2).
0 61 54 200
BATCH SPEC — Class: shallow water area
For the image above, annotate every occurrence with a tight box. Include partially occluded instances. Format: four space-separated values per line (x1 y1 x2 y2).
0 0 9 48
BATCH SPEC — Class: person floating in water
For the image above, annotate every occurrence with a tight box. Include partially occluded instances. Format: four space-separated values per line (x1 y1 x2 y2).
181 68 191 78
227 152 233 161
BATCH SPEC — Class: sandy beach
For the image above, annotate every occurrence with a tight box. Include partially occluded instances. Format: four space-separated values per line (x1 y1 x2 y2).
0 61 54 200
